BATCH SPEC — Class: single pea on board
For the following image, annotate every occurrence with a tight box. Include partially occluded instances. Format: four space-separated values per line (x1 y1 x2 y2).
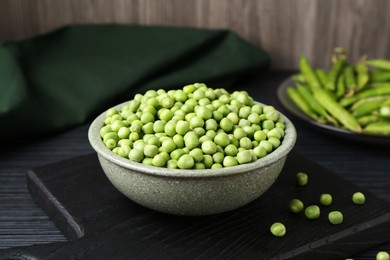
270 222 286 237
296 172 308 186
352 192 366 205
376 251 390 260
100 83 286 169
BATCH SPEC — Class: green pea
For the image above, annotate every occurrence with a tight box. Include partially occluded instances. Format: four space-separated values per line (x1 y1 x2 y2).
201 140 217 155
270 222 286 237
224 144 238 156
352 192 366 205
305 205 320 220
268 137 281 149
239 106 252 119
144 144 159 158
184 132 200 150
237 150 252 164
190 116 204 129
376 251 390 260
142 157 154 166
172 134 184 149
202 155 213 168
259 140 273 153
220 118 234 132
100 125 112 138
223 156 238 167
239 137 252 149
161 138 176 153
296 172 308 186
105 139 117 149
189 148 204 162
319 193 332 206
152 154 167 167
253 146 267 158
177 154 195 169
214 132 230 148
262 120 275 130
129 149 144 162
328 211 343 225
234 128 247 140
289 199 304 213
211 163 223 169
212 152 224 164
254 130 267 141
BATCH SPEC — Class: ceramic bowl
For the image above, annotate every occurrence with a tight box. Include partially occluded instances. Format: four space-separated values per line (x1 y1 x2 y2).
88 101 297 216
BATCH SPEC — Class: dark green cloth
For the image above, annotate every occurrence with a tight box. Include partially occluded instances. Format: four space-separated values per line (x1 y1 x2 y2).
0 25 269 139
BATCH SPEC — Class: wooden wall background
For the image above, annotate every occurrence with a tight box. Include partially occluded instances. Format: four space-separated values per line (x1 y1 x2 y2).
1 0 390 69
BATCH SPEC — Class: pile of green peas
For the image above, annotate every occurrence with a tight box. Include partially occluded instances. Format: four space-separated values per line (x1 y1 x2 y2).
100 83 286 169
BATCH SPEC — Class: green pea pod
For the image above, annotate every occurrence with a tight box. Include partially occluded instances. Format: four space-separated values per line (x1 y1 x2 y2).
352 100 385 117
367 59 390 70
292 74 306 83
286 87 320 121
344 66 357 96
336 73 346 98
369 70 390 83
340 86 390 107
296 83 338 126
299 56 322 91
369 82 390 88
316 69 328 87
356 60 369 90
313 88 362 132
363 121 390 135
357 114 380 127
350 95 390 110
326 58 345 91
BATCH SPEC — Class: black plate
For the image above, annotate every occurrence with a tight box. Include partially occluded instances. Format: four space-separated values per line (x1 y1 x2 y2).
276 77 390 145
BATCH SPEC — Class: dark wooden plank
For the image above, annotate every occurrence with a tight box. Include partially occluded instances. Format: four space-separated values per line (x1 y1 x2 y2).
5 152 388 259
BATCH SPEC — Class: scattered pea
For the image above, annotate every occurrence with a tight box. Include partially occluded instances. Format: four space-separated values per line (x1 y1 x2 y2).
352 192 366 205
319 193 333 206
305 205 320 219
270 222 286 237
376 251 390 260
296 172 308 186
328 211 343 225
289 199 304 213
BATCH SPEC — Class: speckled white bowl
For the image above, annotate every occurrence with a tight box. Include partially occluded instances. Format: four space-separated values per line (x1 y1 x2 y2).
89 101 296 216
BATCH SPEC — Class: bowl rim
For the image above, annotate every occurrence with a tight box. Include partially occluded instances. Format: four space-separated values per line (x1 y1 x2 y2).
88 101 297 178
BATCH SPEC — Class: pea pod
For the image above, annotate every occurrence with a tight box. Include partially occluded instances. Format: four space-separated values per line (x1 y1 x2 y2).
344 66 357 96
312 88 362 132
340 86 390 107
369 82 390 88
369 70 390 83
299 56 322 91
287 87 320 121
350 95 390 110
367 59 390 70
336 73 346 98
357 114 380 126
352 99 385 117
316 69 328 87
326 58 345 91
356 60 369 90
296 83 338 126
363 121 390 135
292 74 306 83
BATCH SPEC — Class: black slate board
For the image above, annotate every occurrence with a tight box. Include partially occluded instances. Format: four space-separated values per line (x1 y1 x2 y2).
2 152 390 259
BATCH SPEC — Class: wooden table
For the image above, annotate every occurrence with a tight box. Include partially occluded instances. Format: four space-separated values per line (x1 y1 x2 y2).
1 71 389 259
